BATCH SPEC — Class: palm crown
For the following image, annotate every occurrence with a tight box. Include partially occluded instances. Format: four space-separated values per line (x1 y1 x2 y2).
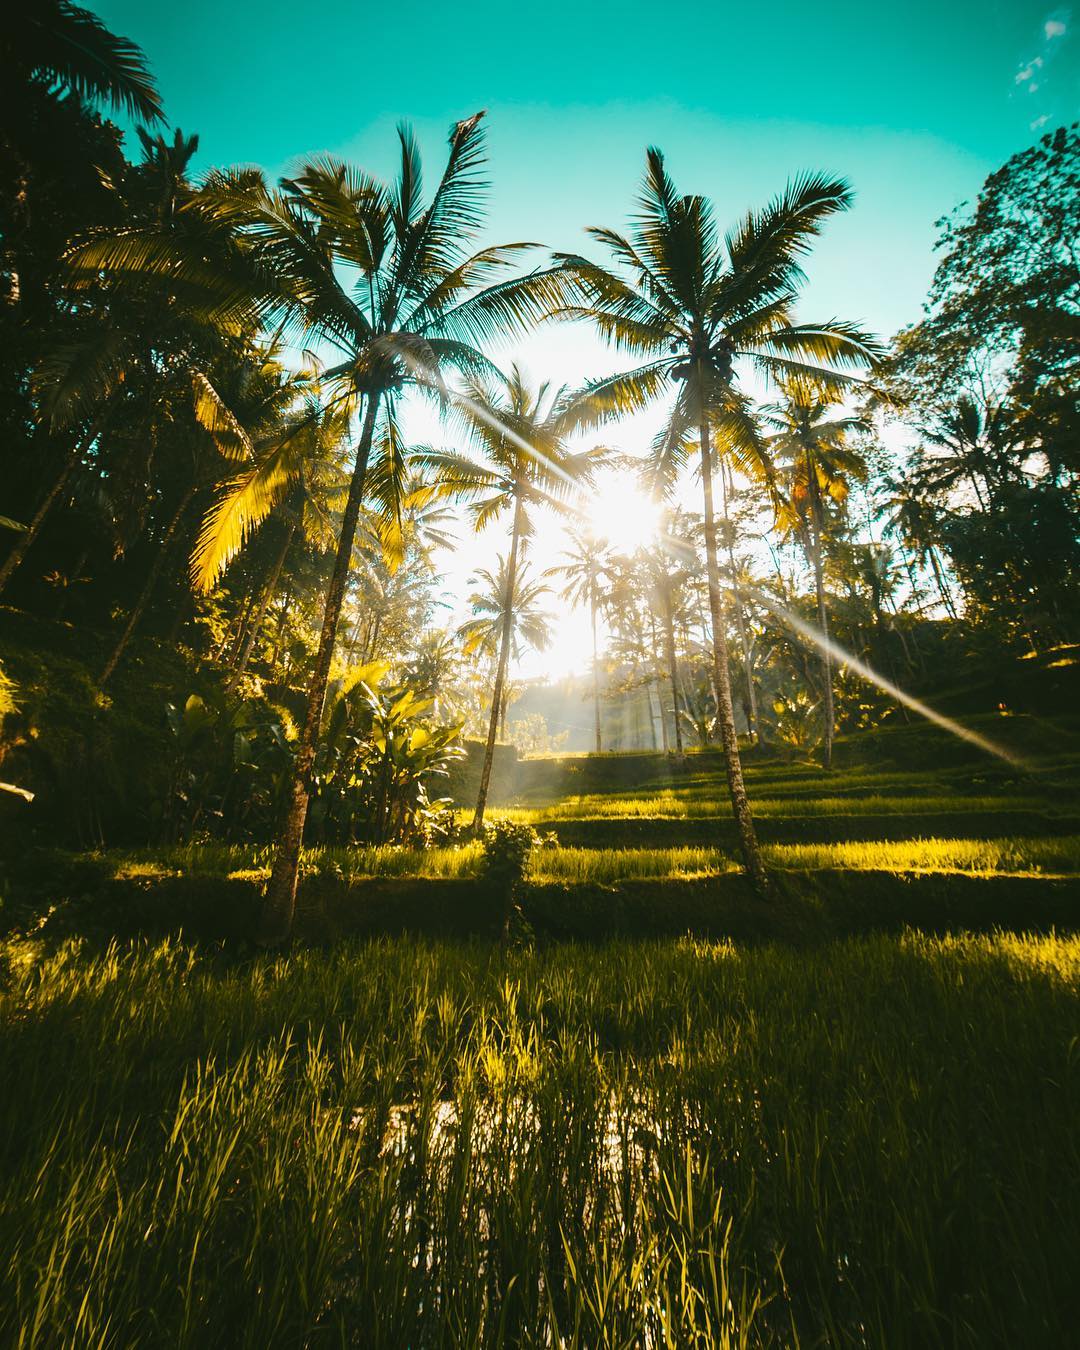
554 149 882 464
6 1 163 124
188 116 574 446
415 365 607 545
190 368 351 592
457 559 554 663
763 380 869 528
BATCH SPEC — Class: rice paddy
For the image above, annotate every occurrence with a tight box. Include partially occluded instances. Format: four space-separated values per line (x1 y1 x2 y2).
108 833 1080 885
5 745 1079 1344
1 931 1077 1346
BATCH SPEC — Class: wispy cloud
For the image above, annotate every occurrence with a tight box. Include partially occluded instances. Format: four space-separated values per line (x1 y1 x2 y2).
1012 11 1072 122
1015 56 1043 83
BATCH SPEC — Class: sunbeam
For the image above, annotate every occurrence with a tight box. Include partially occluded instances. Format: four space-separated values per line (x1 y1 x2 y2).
749 586 1028 768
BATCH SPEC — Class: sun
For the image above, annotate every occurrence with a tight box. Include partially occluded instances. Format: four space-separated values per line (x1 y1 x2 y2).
585 472 662 553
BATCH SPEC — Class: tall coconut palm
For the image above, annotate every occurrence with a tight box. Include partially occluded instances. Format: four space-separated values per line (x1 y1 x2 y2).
640 543 693 757
0 128 231 598
555 150 881 888
457 558 553 747
763 380 868 768
715 462 764 745
417 366 605 826
100 113 576 940
96 348 288 685
880 469 957 618
550 529 616 753
53 115 568 935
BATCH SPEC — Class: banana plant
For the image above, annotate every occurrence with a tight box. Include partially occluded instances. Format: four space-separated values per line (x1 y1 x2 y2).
306 665 463 846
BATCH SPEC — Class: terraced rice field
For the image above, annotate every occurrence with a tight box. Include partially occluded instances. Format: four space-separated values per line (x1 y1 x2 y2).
6 734 1079 1344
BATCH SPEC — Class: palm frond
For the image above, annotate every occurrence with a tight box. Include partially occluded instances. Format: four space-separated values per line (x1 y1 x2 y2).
19 1 163 123
191 371 253 463
563 362 673 431
190 456 291 591
34 328 134 427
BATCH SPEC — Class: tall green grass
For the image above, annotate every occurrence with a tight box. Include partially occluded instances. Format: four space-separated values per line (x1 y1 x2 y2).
1 933 1077 1345
499 792 1052 822
111 834 1080 884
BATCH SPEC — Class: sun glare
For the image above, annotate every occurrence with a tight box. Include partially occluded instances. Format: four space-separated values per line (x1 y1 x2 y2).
587 474 662 553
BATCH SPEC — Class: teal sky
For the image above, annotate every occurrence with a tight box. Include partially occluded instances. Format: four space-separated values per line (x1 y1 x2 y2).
95 0 1077 339
92 1 1080 678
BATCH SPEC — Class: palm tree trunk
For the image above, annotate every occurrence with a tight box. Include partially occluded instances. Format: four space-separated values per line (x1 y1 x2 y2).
699 414 767 892
649 615 669 754
928 548 957 619
720 462 760 745
591 589 602 754
259 393 381 945
662 591 684 757
99 482 196 685
472 494 523 829
807 471 835 770
228 523 295 688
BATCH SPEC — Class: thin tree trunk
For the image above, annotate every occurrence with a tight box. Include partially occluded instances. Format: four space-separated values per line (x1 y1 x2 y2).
259 394 381 945
367 614 383 664
699 414 767 892
662 589 684 757
720 462 760 745
929 548 957 619
0 438 86 595
270 587 292 676
807 471 835 770
99 483 196 685
649 615 669 753
591 590 602 754
228 523 295 688
224 577 258 664
472 493 523 829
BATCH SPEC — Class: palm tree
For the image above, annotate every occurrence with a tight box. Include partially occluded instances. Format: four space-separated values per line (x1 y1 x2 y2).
763 380 868 768
1 2 162 307
457 558 553 751
880 470 957 618
115 113 576 940
915 397 1019 511
555 150 881 888
400 629 463 721
640 544 692 757
418 366 604 826
0 128 226 598
97 346 293 685
601 554 667 751
714 464 764 745
550 529 616 753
